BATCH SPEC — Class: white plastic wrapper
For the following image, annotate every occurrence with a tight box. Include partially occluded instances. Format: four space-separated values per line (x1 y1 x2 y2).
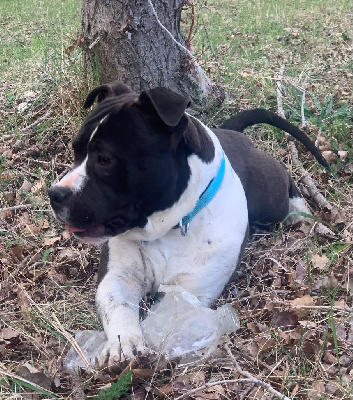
141 285 240 360
63 285 240 371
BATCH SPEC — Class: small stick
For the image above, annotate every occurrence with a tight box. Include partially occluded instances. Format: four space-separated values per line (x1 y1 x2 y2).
174 378 255 400
0 204 32 213
21 110 52 132
273 301 352 314
186 0 195 51
225 343 292 400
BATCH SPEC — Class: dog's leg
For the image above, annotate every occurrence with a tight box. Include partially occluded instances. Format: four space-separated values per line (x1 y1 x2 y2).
285 175 312 225
96 241 149 365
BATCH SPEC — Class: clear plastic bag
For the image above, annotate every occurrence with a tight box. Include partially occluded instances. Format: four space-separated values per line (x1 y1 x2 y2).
63 330 107 372
63 285 240 371
141 285 240 361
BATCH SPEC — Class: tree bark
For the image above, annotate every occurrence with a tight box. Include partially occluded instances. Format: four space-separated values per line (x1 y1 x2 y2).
81 0 223 105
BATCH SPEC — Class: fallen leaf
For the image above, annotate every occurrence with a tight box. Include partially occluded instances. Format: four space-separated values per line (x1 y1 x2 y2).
175 371 205 386
323 351 337 364
312 274 338 291
31 177 47 194
257 337 276 355
298 320 317 329
43 236 61 246
310 381 326 399
314 223 336 237
10 244 23 261
22 362 39 374
311 254 328 271
295 258 307 284
301 340 318 359
290 295 314 318
291 383 300 397
338 150 348 161
272 311 298 328
16 365 52 390
1 327 20 340
325 381 339 395
196 384 225 400
20 180 32 192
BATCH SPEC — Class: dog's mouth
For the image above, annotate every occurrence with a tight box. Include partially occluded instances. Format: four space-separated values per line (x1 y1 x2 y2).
65 223 108 244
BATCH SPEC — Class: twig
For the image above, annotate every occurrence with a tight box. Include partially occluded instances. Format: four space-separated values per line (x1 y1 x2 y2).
275 66 333 211
50 314 93 373
174 378 255 400
237 290 291 303
21 110 52 133
146 0 211 95
273 301 352 314
224 343 292 400
186 0 195 50
0 204 32 213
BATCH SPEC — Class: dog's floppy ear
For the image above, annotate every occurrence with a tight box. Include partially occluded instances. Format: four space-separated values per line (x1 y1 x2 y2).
84 81 133 108
139 87 191 127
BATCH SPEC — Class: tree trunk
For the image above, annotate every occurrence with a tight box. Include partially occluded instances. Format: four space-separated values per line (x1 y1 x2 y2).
81 0 223 106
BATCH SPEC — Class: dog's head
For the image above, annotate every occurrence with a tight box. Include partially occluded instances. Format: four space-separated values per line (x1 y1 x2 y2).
49 81 214 243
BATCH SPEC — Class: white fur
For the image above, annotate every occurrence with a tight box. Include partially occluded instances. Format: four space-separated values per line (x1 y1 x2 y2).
96 122 249 364
285 196 312 225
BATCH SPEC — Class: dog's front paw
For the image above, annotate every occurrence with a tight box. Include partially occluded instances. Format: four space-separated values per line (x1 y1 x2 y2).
99 335 146 366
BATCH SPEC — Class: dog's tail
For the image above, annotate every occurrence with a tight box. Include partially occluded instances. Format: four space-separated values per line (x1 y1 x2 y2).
220 108 329 169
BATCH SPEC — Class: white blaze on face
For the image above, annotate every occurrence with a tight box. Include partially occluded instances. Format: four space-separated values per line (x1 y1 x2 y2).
55 115 109 192
56 159 88 192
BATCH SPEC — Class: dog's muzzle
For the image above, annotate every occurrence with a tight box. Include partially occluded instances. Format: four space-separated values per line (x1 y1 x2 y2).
48 186 72 210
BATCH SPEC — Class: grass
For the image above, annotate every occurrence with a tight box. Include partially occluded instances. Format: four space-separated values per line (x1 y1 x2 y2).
0 0 352 398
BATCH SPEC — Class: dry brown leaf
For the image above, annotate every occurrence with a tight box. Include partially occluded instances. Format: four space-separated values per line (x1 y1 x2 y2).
10 244 23 261
298 320 317 329
272 310 299 328
196 384 225 400
1 327 20 340
295 258 307 284
132 368 155 381
175 371 205 386
246 341 259 358
290 295 314 318
329 206 346 225
43 236 61 246
257 337 276 355
301 340 318 359
323 351 337 364
291 383 300 397
310 381 326 399
314 223 336 237
247 322 261 333
312 274 338 291
325 381 339 395
17 365 52 390
31 177 47 194
20 180 32 192
311 254 328 271
22 362 39 374
18 290 31 317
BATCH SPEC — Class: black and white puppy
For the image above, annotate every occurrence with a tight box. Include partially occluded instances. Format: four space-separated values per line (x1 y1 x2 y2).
49 82 327 365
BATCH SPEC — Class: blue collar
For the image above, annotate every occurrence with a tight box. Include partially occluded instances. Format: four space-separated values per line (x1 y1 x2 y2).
179 152 226 236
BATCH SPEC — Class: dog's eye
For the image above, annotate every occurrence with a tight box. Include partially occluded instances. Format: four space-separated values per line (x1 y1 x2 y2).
97 155 111 166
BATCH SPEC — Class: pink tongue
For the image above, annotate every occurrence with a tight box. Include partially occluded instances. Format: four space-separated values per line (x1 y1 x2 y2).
65 224 87 233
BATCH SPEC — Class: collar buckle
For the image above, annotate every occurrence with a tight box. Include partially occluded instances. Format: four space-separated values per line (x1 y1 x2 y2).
179 220 189 237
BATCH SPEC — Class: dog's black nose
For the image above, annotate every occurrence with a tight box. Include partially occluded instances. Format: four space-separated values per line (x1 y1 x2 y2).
48 186 72 206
